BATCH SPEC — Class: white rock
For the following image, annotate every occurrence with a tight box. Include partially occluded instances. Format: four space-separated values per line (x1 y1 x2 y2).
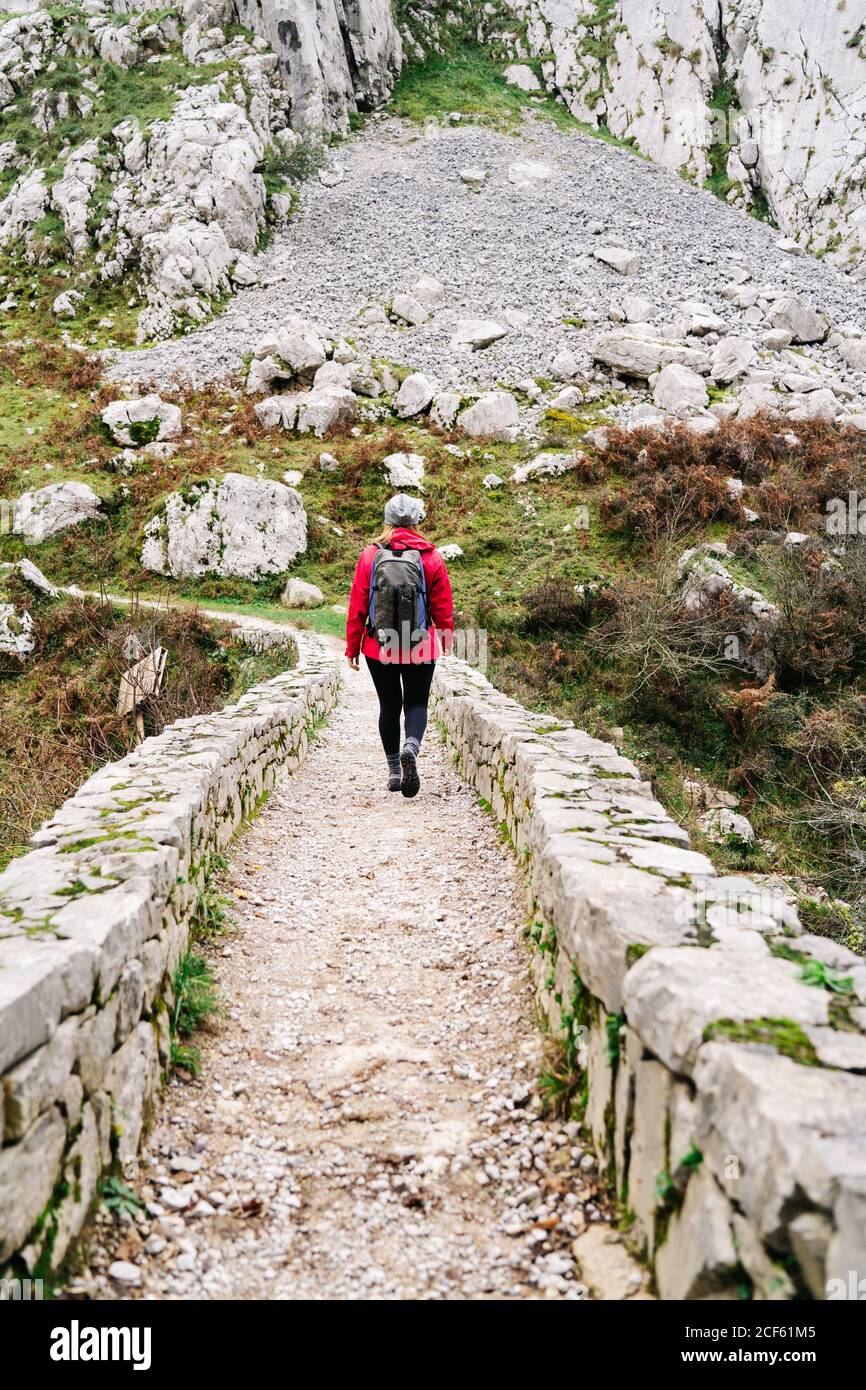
0 558 58 597
482 473 503 489
459 167 486 189
551 348 579 381
51 290 84 318
451 318 508 351
786 388 840 422
231 253 258 287
457 392 519 440
383 452 425 489
391 292 429 326
652 364 708 417
507 160 553 188
698 808 756 844
513 451 579 484
295 387 357 436
281 577 323 608
333 339 357 364
838 338 866 373
358 304 388 325
767 295 829 344
711 337 755 384
594 245 640 276
430 392 461 429
411 275 445 307
593 332 708 379
254 395 300 430
437 543 464 560
107 1261 141 1286
622 294 655 322
0 604 34 658
311 358 350 391
101 395 182 446
503 63 541 92
685 414 720 435
394 372 435 417
549 386 583 411
12 482 102 542
141 473 307 580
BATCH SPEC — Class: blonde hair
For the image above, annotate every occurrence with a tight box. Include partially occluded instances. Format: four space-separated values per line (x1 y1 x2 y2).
374 524 395 546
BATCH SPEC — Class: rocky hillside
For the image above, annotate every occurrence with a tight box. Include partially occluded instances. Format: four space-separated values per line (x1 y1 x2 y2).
0 0 408 346
1 2 864 359
497 0 866 269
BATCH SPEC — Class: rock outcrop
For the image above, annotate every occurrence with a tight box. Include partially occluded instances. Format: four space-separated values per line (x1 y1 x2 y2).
507 0 866 268
141 472 307 579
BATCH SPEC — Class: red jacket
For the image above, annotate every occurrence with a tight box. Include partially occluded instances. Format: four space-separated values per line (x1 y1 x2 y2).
345 528 454 663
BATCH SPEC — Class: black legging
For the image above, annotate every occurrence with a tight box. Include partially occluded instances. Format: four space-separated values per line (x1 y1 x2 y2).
365 657 436 757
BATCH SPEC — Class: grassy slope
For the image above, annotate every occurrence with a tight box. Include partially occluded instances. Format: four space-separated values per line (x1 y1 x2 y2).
1 344 863 942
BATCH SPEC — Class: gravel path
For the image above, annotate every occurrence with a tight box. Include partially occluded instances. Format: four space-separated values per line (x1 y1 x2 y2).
113 109 866 393
80 657 632 1301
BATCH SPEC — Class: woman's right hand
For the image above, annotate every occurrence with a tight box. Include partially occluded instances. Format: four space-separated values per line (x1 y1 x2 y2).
347 655 360 671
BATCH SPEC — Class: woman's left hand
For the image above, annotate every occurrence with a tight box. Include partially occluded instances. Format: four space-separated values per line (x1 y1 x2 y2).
347 655 360 671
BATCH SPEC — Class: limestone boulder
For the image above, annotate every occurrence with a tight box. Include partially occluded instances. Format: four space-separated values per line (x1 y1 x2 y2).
141 472 307 580
457 392 519 440
102 395 182 447
652 363 708 416
394 372 435 418
383 452 425 489
767 295 829 344
12 481 102 542
594 245 640 276
281 577 324 609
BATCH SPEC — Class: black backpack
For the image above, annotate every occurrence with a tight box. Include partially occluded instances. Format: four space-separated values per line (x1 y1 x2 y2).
366 544 430 652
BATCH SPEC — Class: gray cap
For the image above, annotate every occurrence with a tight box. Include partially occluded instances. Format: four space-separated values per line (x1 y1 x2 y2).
384 492 424 527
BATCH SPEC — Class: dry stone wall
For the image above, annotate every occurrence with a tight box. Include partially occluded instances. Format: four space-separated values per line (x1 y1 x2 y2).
0 626 339 1278
433 657 866 1300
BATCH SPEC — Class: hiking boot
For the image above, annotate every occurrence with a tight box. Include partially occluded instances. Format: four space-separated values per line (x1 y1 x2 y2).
387 771 402 792
400 746 421 798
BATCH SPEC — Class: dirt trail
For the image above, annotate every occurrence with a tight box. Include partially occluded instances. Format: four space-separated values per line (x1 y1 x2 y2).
81 658 632 1301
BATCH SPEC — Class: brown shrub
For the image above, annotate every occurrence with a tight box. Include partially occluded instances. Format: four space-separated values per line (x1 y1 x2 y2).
0 597 274 863
593 415 866 537
761 539 866 686
520 576 613 635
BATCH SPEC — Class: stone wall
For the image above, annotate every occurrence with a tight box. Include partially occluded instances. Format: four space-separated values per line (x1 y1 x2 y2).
0 626 339 1278
433 657 866 1300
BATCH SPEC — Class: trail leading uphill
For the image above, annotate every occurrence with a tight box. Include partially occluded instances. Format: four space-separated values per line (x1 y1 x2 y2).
80 659 641 1301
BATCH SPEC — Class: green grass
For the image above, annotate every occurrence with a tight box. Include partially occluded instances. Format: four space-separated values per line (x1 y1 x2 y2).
389 41 642 155
703 1017 820 1066
0 342 862 947
170 951 220 1076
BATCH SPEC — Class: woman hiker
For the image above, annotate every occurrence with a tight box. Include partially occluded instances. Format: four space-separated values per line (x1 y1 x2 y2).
345 494 454 798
